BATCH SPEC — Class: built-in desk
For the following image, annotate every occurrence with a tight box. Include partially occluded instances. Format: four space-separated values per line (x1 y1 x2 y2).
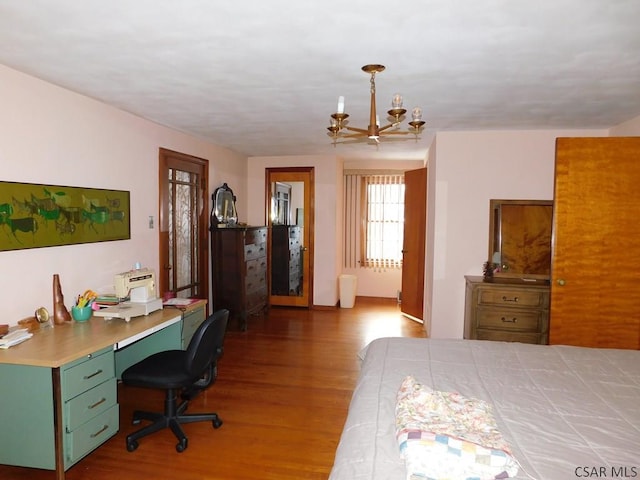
0 300 206 480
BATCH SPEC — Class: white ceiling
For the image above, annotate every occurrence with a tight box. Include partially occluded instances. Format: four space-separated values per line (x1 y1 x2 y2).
1 0 639 161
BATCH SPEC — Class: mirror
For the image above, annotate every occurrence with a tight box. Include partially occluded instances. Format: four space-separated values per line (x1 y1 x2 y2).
266 167 314 308
488 199 553 279
211 183 237 227
270 181 305 297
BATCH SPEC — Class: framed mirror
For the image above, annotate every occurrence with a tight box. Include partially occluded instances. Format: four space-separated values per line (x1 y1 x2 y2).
488 199 553 280
211 183 237 227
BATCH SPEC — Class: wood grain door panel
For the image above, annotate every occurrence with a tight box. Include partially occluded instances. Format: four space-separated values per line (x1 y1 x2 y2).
550 137 640 349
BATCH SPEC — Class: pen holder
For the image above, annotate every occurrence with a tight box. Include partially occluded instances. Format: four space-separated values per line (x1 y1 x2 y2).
71 306 93 322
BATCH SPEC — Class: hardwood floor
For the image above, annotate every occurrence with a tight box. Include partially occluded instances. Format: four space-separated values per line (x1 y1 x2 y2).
0 298 425 480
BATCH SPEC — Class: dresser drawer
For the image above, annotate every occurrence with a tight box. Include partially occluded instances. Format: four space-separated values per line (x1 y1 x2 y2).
244 228 267 245
244 241 266 260
289 237 301 250
477 287 548 308
475 329 543 344
65 404 119 468
476 308 544 332
63 349 115 400
65 378 117 432
246 256 267 277
245 268 267 294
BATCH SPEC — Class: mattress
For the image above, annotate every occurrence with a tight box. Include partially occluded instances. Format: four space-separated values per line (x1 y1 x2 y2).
329 338 640 480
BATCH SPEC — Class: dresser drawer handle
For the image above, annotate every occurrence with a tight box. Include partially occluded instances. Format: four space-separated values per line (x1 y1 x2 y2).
83 369 103 380
88 397 107 410
501 296 519 303
501 317 518 323
90 424 109 439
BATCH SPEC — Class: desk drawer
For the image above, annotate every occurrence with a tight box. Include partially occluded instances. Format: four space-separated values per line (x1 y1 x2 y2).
182 306 206 348
65 378 117 432
476 308 543 332
65 404 119 468
63 349 115 400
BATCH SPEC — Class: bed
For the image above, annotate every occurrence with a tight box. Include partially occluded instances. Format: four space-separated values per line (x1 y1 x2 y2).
329 338 640 480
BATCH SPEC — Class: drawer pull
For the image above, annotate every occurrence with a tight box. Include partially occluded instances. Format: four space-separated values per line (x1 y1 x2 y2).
83 369 103 380
501 317 518 323
90 424 109 438
88 397 107 410
501 296 519 303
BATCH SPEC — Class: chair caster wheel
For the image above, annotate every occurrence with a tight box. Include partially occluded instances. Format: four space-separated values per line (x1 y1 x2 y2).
126 439 139 452
176 438 188 452
213 418 223 429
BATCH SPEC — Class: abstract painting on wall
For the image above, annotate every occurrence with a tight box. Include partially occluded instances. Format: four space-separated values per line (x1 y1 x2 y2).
0 181 130 251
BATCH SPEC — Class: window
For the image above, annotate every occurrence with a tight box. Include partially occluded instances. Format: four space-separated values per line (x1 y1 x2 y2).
344 171 405 270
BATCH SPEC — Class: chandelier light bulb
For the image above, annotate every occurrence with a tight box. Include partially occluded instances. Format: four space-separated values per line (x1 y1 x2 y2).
337 96 345 114
392 93 403 109
412 107 423 122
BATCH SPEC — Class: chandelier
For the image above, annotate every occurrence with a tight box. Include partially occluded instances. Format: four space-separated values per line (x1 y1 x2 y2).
327 64 425 145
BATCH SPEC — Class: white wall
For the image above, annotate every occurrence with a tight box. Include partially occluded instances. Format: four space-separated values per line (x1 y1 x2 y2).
246 155 340 306
0 64 247 326
427 128 608 338
609 114 640 136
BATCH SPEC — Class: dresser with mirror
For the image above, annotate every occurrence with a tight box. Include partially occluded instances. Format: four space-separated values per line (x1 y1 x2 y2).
464 199 553 344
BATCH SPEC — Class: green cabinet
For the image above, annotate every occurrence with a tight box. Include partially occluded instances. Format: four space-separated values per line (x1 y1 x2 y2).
61 346 119 469
0 346 118 471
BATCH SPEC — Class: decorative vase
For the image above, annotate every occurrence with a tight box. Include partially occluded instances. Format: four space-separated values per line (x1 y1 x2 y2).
53 274 72 324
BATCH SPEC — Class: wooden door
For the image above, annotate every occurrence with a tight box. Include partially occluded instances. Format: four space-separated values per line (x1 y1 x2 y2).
401 168 427 320
266 168 314 307
158 148 209 303
550 137 640 349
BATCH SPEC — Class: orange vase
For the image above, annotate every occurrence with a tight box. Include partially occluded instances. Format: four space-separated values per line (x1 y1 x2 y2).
53 274 71 324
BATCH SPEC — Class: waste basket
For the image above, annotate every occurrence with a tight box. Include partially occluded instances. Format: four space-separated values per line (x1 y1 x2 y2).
339 274 357 308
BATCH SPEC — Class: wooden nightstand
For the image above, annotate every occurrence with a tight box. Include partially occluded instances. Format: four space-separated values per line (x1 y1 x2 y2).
464 275 549 344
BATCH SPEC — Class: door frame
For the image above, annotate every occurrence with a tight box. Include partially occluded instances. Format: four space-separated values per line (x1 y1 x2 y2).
265 167 314 307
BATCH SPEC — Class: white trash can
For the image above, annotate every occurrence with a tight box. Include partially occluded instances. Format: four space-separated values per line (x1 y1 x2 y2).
339 274 357 308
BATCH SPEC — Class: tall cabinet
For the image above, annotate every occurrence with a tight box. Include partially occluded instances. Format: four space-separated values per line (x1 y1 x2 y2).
550 137 640 349
210 226 268 330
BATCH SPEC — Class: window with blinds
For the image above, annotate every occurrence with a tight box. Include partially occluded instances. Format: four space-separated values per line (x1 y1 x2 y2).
344 171 405 270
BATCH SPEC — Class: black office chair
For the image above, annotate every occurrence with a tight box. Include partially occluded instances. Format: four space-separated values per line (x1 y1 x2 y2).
122 308 229 452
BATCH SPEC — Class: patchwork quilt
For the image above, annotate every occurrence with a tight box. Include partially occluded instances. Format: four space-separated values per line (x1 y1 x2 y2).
395 376 519 480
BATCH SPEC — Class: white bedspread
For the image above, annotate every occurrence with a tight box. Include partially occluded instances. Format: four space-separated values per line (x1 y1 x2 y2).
329 338 640 480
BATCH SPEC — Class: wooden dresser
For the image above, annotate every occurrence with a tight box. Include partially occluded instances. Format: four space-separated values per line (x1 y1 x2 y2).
210 226 268 330
271 225 302 296
464 275 550 344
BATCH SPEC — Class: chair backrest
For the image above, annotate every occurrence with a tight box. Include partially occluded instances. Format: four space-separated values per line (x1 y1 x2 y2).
184 309 229 378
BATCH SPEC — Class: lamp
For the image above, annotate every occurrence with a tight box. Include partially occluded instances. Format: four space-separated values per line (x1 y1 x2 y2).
327 64 425 145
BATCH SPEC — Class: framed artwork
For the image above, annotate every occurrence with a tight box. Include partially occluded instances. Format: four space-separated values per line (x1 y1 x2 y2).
0 181 130 251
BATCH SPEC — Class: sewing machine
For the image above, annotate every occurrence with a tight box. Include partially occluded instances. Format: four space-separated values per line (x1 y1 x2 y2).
94 268 163 322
